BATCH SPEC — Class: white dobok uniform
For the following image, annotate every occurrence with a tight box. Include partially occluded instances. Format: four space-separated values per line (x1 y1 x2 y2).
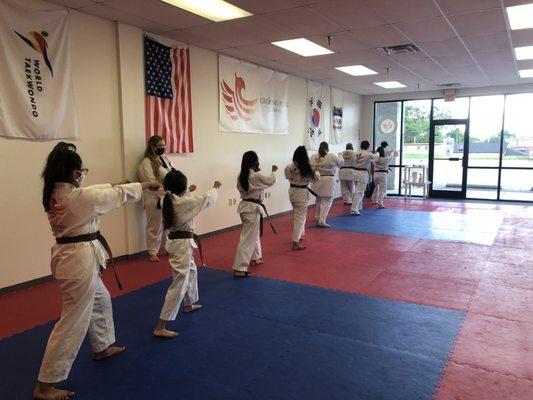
137 155 172 256
38 182 142 383
232 170 277 272
159 188 218 321
351 150 379 213
310 153 344 224
371 151 399 207
338 149 357 204
284 163 320 242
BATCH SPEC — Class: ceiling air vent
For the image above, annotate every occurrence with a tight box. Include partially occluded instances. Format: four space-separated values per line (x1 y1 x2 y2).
377 44 420 55
436 83 461 88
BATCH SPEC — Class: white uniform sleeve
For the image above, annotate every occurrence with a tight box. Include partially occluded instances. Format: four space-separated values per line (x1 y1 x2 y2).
249 171 277 190
333 154 344 167
176 188 218 222
84 183 142 215
284 164 292 180
137 158 157 183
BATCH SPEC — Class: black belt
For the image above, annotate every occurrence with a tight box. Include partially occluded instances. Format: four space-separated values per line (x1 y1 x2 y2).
340 166 356 170
168 230 205 267
355 168 368 171
290 183 318 198
243 198 277 237
320 174 335 177
56 231 122 290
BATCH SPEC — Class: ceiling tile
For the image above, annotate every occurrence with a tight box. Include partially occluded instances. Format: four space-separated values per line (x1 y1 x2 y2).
218 47 268 65
179 22 265 48
102 0 208 29
307 0 388 30
229 43 302 61
47 0 95 8
306 31 366 53
418 37 469 57
364 0 441 23
510 29 533 47
517 59 533 69
436 0 501 15
390 53 443 72
349 24 407 48
462 32 512 53
230 0 321 14
395 17 456 42
263 6 341 36
471 49 515 64
447 9 507 36
162 29 227 50
78 3 174 33
221 15 300 43
433 54 478 69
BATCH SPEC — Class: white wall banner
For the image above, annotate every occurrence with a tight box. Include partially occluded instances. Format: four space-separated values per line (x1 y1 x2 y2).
0 0 78 140
219 55 289 134
331 87 343 145
307 81 330 150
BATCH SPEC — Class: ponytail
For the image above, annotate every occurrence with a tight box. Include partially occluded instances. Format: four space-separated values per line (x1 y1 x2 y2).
318 142 328 157
162 193 175 230
239 151 259 192
161 168 188 230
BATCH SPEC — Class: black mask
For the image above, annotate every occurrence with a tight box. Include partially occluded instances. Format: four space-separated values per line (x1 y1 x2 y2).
155 148 165 156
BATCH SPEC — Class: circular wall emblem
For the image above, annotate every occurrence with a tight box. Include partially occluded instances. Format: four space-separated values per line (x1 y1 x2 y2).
380 118 396 134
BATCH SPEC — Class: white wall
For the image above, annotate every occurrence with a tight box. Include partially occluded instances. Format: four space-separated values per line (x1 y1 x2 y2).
360 84 533 144
0 2 362 289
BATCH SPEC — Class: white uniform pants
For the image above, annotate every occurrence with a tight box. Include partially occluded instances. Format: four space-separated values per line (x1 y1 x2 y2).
340 180 355 204
373 172 388 206
232 212 262 272
159 242 199 321
315 196 333 224
289 188 308 242
38 263 115 383
351 171 370 213
144 198 167 256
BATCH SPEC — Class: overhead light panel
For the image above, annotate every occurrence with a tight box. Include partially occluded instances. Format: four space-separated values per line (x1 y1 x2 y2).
271 38 334 57
506 3 533 30
515 46 533 60
161 0 252 22
374 81 406 89
519 68 533 78
335 65 378 76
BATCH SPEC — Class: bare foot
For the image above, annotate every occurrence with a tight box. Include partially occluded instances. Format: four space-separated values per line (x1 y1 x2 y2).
292 242 306 250
183 304 202 313
251 259 263 266
233 270 253 278
148 254 159 262
153 328 179 338
33 382 74 399
92 346 125 361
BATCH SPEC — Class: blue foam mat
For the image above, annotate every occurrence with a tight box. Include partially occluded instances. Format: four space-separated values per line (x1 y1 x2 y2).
0 269 463 400
328 208 502 245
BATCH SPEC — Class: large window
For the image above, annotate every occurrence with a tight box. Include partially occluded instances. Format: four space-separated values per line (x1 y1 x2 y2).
373 93 533 202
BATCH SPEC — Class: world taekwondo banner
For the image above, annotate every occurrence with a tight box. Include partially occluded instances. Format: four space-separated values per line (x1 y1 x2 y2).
219 55 289 134
307 81 330 150
0 0 78 139
331 87 343 145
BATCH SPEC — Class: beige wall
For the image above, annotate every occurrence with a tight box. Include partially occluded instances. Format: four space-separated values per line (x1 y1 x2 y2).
0 3 362 289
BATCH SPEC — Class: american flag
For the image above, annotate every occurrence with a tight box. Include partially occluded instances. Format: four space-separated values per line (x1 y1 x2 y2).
144 36 193 153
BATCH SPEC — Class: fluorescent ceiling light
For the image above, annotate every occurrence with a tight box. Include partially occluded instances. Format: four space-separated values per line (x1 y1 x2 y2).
335 65 378 76
506 3 533 30
515 46 533 60
519 69 533 78
161 0 252 22
374 81 406 89
271 38 333 57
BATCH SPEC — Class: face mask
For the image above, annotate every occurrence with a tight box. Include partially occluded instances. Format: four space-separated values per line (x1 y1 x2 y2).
155 148 165 156
74 170 87 187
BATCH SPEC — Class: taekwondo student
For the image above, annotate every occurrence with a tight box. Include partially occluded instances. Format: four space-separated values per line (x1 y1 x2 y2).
138 135 173 262
284 146 320 250
153 169 221 338
310 142 344 227
350 140 378 216
371 146 399 208
338 143 357 205
232 151 277 277
371 141 393 204
34 143 159 400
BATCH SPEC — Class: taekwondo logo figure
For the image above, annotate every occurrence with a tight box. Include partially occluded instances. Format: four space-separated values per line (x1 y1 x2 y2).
220 74 257 121
15 30 54 76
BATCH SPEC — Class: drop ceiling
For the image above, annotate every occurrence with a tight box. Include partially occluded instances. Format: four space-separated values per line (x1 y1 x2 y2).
48 0 533 95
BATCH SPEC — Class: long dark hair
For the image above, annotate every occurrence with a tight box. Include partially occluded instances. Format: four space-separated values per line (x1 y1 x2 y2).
41 142 81 212
145 135 164 182
238 151 259 192
377 147 385 157
361 140 370 150
318 142 329 157
162 169 188 230
293 146 314 179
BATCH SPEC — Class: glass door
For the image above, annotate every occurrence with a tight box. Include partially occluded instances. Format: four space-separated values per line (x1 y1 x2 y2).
429 121 469 198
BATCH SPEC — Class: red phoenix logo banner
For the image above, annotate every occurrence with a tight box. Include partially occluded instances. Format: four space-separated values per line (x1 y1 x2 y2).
220 74 257 121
